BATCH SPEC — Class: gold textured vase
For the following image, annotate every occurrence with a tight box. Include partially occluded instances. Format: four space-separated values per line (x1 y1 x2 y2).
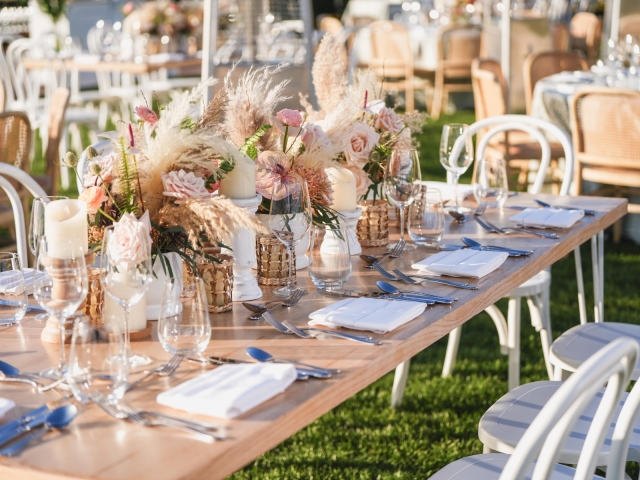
357 200 389 247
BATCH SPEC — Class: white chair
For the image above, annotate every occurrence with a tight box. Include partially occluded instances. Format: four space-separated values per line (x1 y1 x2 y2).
430 337 640 480
0 163 47 267
391 115 582 406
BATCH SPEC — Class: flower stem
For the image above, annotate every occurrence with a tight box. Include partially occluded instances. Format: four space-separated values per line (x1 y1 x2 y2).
98 208 116 223
282 125 289 153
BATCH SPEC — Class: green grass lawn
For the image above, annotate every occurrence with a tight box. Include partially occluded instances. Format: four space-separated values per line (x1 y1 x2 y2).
231 111 640 479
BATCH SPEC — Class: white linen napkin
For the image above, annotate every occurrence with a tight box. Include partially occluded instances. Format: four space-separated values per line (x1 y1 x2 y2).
411 249 509 278
0 398 14 418
0 269 36 296
509 208 584 229
148 53 186 64
156 363 297 419
308 297 426 333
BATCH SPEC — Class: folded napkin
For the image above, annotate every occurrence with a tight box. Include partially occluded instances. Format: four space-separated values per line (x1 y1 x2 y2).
418 181 474 203
308 297 426 333
156 363 297 419
509 208 584 229
0 269 37 296
0 398 14 418
411 249 509 278
148 53 186 64
73 53 100 64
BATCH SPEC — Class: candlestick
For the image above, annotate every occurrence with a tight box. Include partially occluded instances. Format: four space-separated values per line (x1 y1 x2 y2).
44 200 88 259
326 167 357 212
337 207 364 256
218 154 256 199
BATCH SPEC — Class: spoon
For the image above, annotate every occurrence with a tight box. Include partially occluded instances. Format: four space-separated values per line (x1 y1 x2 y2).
0 405 77 457
448 210 473 223
0 361 68 392
246 347 340 375
376 281 455 304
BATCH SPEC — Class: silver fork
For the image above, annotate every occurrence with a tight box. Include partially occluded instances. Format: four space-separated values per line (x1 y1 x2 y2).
249 289 304 320
282 320 382 345
372 262 400 281
126 354 184 392
365 242 403 269
390 271 457 303
478 217 558 239
389 239 405 258
390 268 476 289
116 398 221 432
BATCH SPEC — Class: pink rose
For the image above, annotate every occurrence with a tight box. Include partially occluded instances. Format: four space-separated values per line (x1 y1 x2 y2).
108 212 152 269
345 123 380 167
276 109 303 128
301 124 331 154
344 164 373 199
375 107 404 134
84 151 118 187
135 106 158 125
78 186 108 215
162 170 211 204
255 150 299 201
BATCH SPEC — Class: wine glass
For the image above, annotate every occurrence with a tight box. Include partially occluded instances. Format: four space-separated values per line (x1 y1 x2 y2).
269 174 312 297
0 253 28 326
308 225 352 290
440 124 473 211
408 186 445 248
28 196 67 323
67 314 128 405
101 226 153 368
473 158 509 209
158 277 211 358
384 148 422 250
33 237 88 379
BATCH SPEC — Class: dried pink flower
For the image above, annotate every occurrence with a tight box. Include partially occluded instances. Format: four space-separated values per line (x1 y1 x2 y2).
135 105 159 125
78 186 108 215
375 107 404 134
255 151 298 201
276 109 303 128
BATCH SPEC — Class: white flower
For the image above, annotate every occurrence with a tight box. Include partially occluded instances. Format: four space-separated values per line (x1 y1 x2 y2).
108 211 152 270
161 169 211 204
301 124 331 154
84 151 118 187
345 123 380 168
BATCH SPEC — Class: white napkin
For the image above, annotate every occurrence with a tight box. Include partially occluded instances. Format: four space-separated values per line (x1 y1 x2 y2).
308 297 426 333
156 363 297 419
0 398 14 418
148 53 186 64
411 249 509 278
509 208 584 229
0 269 37 296
73 53 100 64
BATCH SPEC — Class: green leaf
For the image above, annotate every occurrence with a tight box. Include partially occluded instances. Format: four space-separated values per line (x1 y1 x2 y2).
240 125 272 160
116 137 139 215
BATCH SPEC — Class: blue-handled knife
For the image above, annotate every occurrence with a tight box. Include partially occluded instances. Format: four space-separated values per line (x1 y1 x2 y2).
0 409 50 447
0 405 50 437
535 199 596 216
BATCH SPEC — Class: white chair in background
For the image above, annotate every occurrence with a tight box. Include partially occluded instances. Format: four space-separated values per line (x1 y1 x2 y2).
430 337 640 480
391 115 584 406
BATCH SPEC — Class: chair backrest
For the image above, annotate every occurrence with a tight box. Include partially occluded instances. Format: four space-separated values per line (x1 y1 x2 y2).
570 87 640 172
369 21 413 78
0 34 20 109
570 12 602 63
523 50 588 114
45 88 70 195
0 111 31 172
551 22 569 50
500 338 640 480
471 58 507 122
439 24 481 74
620 13 640 40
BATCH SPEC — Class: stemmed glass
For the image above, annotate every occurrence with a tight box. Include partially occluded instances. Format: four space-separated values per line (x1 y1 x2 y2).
101 226 153 368
67 314 128 405
408 187 445 248
28 196 67 322
384 148 422 250
33 237 88 379
473 158 509 209
0 253 28 326
269 174 312 297
158 277 211 358
439 124 473 211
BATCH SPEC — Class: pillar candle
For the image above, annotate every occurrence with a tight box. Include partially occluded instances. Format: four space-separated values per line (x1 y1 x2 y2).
103 293 147 332
218 154 256 199
326 167 357 212
44 199 88 259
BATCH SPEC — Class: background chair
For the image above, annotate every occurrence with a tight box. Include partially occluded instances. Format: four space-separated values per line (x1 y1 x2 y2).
571 87 640 243
523 50 588 115
569 12 602 65
620 13 640 40
430 337 640 480
430 24 481 120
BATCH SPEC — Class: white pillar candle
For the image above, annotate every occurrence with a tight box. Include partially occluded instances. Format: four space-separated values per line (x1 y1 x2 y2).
326 167 357 212
44 199 88 259
103 293 147 332
218 154 256 199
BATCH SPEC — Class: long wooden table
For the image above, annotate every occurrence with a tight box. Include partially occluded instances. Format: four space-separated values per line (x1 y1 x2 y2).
0 194 627 479
23 58 202 75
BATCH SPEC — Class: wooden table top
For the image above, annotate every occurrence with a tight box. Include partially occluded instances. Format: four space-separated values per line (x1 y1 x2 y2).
23 57 202 75
0 194 627 480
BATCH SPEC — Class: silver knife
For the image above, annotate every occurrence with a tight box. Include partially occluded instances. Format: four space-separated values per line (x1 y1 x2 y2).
535 199 596 216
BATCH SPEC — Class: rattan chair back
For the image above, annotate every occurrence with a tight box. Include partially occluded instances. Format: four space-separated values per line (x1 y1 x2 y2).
620 14 640 40
569 12 601 64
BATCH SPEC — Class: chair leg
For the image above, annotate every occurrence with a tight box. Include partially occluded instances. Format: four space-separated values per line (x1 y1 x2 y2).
484 305 509 355
405 79 415 112
527 294 553 380
442 326 462 378
430 72 444 120
614 219 622 243
98 101 109 131
391 359 411 408
574 247 588 325
507 297 521 391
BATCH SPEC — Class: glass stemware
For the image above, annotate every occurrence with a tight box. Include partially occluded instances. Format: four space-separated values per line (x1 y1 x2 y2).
101 226 153 368
33 237 88 379
269 174 312 297
0 253 28 326
28 196 67 323
439 124 473 210
308 225 352 290
473 157 509 209
408 186 445 248
158 277 211 358
384 148 422 250
67 314 128 405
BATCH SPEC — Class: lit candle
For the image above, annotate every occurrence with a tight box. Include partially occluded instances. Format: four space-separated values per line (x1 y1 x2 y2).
218 154 256 199
326 167 357 212
103 293 147 332
44 199 88 259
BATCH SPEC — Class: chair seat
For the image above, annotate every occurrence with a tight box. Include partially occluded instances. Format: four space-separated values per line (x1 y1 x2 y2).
478 381 640 465
144 77 201 92
429 453 599 480
581 166 640 189
487 137 566 161
508 270 550 297
551 322 640 380
70 89 117 105
65 108 100 124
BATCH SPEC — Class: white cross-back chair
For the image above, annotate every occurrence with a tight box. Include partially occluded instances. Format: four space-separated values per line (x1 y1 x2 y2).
391 115 584 406
0 163 47 267
431 337 640 480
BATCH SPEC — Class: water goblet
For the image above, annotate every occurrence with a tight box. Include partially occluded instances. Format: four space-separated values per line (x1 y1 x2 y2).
440 124 473 210
0 253 28 326
473 157 509 209
269 174 312 297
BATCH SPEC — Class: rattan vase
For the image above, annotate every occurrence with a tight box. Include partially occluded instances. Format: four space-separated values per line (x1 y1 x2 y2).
84 267 104 327
197 254 234 313
357 200 389 247
255 233 296 286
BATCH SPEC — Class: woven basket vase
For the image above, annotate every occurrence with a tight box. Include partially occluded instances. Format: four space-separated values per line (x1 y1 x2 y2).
255 233 296 286
357 200 389 247
197 254 234 313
